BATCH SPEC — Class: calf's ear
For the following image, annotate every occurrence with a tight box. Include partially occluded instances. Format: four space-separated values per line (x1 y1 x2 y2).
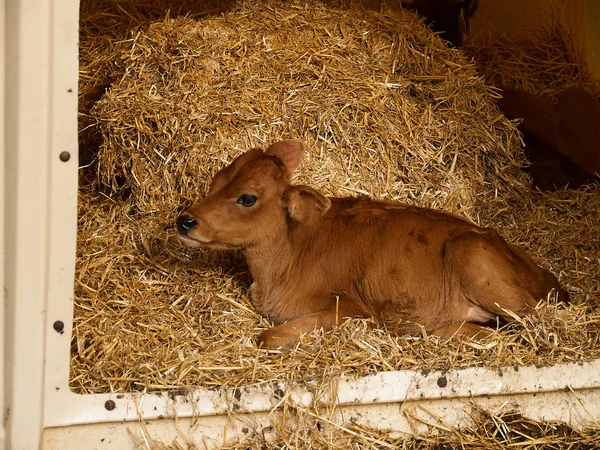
265 139 305 178
279 185 331 224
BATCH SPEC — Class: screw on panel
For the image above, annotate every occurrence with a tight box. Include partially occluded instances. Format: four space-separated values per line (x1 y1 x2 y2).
59 151 71 162
233 388 242 401
104 400 116 411
274 387 284 399
53 320 65 334
437 376 448 388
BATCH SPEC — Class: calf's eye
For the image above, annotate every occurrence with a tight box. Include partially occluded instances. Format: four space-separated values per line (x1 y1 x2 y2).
236 194 257 207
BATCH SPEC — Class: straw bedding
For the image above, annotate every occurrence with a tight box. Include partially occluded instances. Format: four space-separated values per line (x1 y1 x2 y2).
75 0 600 418
132 408 600 449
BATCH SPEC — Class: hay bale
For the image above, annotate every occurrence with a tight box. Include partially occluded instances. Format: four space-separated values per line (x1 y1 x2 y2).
74 0 600 396
91 0 524 224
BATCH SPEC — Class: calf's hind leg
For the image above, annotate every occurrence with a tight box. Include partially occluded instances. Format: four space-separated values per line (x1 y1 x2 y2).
444 231 555 321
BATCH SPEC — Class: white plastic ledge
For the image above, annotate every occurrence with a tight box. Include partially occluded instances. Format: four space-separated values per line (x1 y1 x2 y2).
45 359 600 429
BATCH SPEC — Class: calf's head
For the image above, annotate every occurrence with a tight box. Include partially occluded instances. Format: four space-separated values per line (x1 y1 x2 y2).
177 139 331 250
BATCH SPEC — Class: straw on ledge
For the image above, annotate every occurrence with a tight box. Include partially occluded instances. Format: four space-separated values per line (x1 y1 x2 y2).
129 402 600 449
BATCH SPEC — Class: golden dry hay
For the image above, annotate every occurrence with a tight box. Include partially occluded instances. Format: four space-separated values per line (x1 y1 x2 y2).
74 0 599 421
91 0 525 215
464 12 600 98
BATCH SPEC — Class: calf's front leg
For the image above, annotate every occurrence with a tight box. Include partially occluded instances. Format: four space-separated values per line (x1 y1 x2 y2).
258 297 371 349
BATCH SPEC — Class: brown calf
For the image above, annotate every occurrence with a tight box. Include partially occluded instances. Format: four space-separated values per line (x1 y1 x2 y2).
177 140 567 349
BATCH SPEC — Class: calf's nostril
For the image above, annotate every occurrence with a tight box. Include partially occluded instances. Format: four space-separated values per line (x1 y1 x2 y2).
177 215 198 232
183 218 197 230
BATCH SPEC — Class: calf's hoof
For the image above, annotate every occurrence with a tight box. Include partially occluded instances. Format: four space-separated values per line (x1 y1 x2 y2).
258 327 299 350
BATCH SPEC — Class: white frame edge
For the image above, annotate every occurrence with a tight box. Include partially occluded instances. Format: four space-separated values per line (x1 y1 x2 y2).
2 0 599 449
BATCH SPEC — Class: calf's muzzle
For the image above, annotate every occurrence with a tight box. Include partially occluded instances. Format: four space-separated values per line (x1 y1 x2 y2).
176 214 197 234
